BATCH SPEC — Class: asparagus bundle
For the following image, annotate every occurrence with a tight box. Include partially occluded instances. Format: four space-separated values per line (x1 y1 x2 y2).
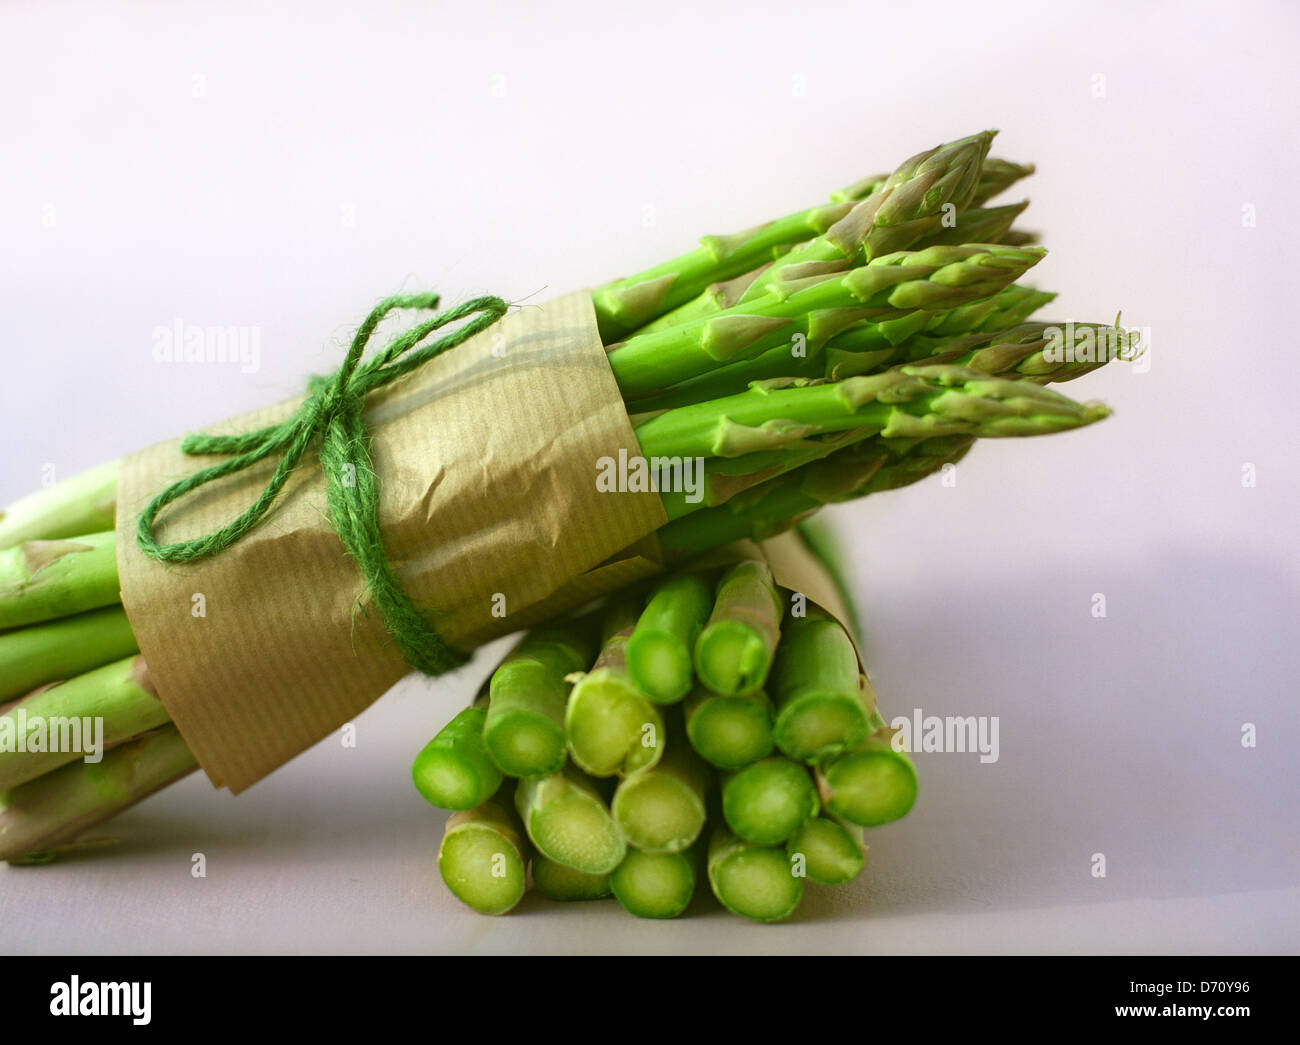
412 537 916 922
0 130 1129 864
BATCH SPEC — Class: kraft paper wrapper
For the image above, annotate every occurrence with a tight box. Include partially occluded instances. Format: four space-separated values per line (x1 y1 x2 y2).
116 291 667 793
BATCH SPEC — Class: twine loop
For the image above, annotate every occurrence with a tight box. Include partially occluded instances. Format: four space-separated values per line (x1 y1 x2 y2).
137 292 509 675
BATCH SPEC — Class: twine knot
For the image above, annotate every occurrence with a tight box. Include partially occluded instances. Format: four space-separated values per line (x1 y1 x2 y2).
137 292 509 675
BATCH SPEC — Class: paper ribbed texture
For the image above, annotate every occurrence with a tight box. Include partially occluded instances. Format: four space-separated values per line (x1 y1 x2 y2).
116 291 666 792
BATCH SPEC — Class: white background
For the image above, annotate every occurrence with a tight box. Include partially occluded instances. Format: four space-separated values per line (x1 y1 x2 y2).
2 0 1296 953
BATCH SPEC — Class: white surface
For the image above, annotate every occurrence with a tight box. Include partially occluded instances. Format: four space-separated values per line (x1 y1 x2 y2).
1 0 1297 954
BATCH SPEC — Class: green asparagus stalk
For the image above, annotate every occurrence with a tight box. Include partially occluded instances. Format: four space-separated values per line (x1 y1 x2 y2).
531 856 612 901
625 573 713 705
770 607 870 762
0 531 120 631
514 765 626 875
787 816 866 885
732 131 993 305
437 796 529 915
816 731 918 827
693 560 783 697
829 154 1032 206
0 460 120 551
483 620 595 777
659 436 973 559
610 716 709 853
0 654 169 790
565 599 665 777
720 756 819 845
607 243 1046 397
682 684 774 770
707 825 803 923
0 606 138 704
411 705 503 811
926 200 1029 247
966 157 1035 206
0 725 197 863
591 198 857 340
610 846 698 919
627 283 1058 414
635 355 1099 463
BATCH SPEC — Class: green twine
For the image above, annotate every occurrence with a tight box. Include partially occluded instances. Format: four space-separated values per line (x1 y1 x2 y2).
137 292 509 676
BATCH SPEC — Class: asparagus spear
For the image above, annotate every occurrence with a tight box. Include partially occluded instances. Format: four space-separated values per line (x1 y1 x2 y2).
693 560 783 697
591 198 857 340
532 856 612 901
707 825 803 923
0 654 169 790
659 436 974 558
0 531 120 631
484 620 594 777
770 607 871 762
682 684 774 770
926 200 1029 246
635 355 1098 462
816 732 918 827
720 756 819 845
733 131 993 305
610 846 698 919
966 157 1036 206
829 154 1032 206
437 797 529 916
607 243 1046 397
0 725 197 863
787 816 866 885
411 705 503 811
627 283 1058 414
514 765 626 875
0 460 120 550
565 599 665 777
625 573 713 705
0 606 138 704
610 716 709 853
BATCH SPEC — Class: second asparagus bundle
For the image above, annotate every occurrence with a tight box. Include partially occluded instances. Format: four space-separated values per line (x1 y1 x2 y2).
414 530 914 923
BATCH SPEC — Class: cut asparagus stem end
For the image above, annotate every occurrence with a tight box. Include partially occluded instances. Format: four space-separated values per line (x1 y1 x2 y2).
437 802 528 915
411 707 502 811
625 629 693 705
612 770 707 854
565 669 664 777
773 691 869 763
611 848 697 919
721 757 819 845
694 622 771 697
787 817 866 885
820 738 918 826
708 829 803 923
483 708 566 778
683 689 774 770
516 771 627 875
0 725 197 863
531 856 612 901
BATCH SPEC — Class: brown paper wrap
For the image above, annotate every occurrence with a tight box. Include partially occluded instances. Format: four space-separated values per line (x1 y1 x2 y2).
116 291 667 792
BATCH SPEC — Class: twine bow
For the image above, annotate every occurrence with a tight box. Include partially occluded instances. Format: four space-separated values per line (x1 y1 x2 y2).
137 292 509 675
